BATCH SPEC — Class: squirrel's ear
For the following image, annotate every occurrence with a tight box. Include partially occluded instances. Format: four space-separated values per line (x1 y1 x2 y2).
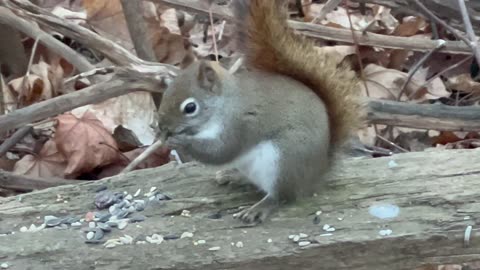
197 60 224 92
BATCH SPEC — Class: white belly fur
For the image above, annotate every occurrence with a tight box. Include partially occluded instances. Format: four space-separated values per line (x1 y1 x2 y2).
232 141 280 195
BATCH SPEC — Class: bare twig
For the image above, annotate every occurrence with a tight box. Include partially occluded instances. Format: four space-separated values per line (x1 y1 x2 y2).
0 67 167 135
208 7 219 62
413 0 472 48
5 0 177 73
153 0 471 54
0 125 32 157
424 55 473 87
397 40 446 101
120 0 157 61
376 134 409 153
0 169 83 191
0 7 93 72
457 0 480 68
121 139 165 174
312 0 343 24
367 98 480 132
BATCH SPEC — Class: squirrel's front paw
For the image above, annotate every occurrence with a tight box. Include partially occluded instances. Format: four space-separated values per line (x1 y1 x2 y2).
165 134 191 150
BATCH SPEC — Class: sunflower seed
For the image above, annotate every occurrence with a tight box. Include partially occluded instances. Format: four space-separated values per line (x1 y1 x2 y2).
129 215 146 223
163 234 179 240
180 232 193 238
93 228 105 240
97 223 111 232
298 241 311 247
46 218 62 227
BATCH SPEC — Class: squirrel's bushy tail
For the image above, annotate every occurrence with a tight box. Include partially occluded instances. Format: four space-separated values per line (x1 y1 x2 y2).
232 0 363 145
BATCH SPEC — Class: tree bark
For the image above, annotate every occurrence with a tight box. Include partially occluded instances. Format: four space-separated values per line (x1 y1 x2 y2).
1 149 480 269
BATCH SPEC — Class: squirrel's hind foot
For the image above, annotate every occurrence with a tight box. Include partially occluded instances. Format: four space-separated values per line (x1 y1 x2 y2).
233 195 278 224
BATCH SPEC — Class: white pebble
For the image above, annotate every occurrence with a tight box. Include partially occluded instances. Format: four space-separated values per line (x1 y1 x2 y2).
379 229 392 236
315 210 322 216
180 232 194 238
326 227 336 232
119 235 133 244
71 222 82 227
388 160 398 168
118 220 128 230
1 263 9 269
125 194 133 201
134 189 141 197
235 241 244 248
267 238 272 243
299 233 308 238
298 241 311 247
88 222 96 228
322 224 330 231
197 239 206 244
147 237 163 244
19 226 28 233
181 210 191 217
136 241 147 245
293 235 300 242
337 217 343 221
104 243 117 249
319 233 333 237
150 187 157 193
288 234 296 239
208 246 221 251
86 231 95 240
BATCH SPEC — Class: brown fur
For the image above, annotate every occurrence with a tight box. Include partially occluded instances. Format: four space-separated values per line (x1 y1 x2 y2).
233 0 363 145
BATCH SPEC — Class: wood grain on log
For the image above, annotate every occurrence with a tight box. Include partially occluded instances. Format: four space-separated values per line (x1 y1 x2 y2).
1 149 479 269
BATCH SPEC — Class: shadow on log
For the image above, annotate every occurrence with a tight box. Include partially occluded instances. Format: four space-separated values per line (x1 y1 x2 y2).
1 149 480 269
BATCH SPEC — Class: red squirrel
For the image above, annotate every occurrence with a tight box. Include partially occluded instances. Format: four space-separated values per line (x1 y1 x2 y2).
157 0 363 224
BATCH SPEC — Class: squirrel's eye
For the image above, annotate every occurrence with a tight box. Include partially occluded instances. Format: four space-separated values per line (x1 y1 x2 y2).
184 102 196 114
180 97 199 116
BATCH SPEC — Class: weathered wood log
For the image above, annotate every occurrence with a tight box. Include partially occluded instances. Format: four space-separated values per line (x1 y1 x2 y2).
1 149 480 269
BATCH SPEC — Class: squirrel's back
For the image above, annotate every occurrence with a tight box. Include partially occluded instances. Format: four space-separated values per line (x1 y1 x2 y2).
232 0 362 145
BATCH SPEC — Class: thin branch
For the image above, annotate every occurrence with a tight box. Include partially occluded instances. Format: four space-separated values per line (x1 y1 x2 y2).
0 7 93 72
376 134 409 153
120 0 157 61
153 0 471 54
397 40 446 101
312 0 343 24
208 7 219 62
457 0 480 68
0 169 84 191
121 139 164 174
0 67 167 134
413 0 472 48
4 0 177 73
0 125 32 157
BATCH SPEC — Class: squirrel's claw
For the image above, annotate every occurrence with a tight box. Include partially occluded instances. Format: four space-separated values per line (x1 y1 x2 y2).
233 195 277 224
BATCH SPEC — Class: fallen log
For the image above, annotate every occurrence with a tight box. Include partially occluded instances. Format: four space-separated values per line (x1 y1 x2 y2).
1 148 480 269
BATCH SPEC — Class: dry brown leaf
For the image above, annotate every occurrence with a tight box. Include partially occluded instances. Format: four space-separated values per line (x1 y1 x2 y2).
323 6 369 30
13 140 67 178
360 64 448 101
72 91 157 145
8 60 54 106
446 73 480 93
83 0 133 51
393 16 426 36
97 146 170 178
54 110 119 178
